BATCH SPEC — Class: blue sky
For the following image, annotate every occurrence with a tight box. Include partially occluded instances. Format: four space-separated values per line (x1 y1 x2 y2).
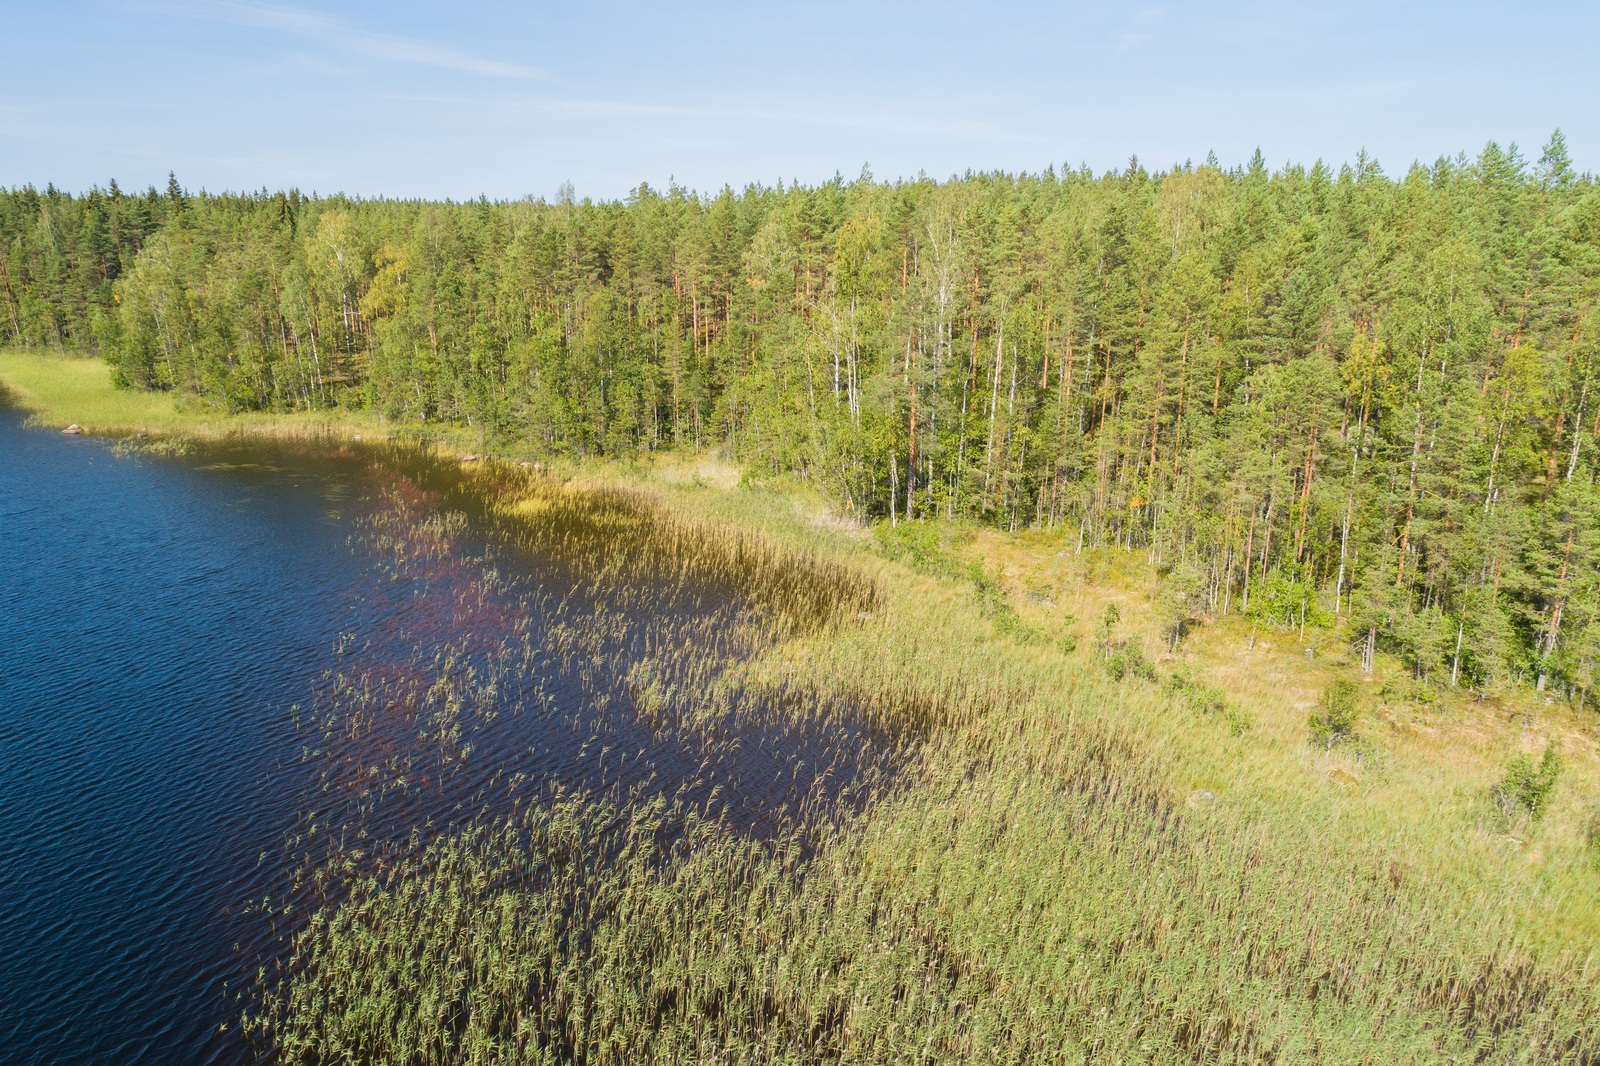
3 1 1595 199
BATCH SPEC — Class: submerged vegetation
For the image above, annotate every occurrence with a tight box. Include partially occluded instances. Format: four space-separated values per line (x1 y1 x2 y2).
7 357 1600 1057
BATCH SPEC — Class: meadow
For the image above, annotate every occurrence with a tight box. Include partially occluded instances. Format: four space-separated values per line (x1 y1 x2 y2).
0 349 394 443
6 353 1600 1062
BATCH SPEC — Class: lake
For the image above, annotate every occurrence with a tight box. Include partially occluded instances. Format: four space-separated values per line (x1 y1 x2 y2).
0 410 887 1064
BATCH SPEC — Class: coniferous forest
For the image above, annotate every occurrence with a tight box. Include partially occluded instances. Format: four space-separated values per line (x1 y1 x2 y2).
6 136 1600 702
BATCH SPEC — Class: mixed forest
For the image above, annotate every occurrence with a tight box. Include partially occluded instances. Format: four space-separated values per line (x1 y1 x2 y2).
6 136 1600 702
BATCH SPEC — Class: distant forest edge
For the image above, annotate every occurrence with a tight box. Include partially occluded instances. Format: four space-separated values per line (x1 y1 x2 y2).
6 136 1600 700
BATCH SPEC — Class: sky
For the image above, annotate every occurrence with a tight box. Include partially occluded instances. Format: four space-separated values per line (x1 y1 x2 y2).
3 1 1596 201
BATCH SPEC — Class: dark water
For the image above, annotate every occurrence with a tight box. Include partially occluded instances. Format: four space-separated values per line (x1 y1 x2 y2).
0 412 885 1064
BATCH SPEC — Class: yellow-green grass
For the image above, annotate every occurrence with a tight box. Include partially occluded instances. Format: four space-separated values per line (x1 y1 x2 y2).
0 349 393 442
253 459 1600 1060
0 350 188 433
469 441 1600 958
907 520 1600 954
9 347 1595 952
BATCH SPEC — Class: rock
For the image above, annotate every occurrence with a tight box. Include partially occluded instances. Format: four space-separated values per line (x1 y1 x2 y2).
1186 789 1218 809
1327 766 1361 786
61 424 83 435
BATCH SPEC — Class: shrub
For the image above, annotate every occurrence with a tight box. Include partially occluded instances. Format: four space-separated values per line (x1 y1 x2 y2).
873 520 960 579
1102 641 1156 682
1491 745 1562 822
1092 603 1153 681
1163 666 1223 714
1164 666 1249 734
1154 562 1204 650
968 561 1041 643
1309 679 1362 749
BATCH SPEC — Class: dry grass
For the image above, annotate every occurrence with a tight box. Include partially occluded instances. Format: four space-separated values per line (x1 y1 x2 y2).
963 521 1600 954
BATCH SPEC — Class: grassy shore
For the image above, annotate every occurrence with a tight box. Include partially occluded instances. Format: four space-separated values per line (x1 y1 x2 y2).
0 349 397 442
581 455 1600 949
253 455 1600 1061
8 350 1600 1058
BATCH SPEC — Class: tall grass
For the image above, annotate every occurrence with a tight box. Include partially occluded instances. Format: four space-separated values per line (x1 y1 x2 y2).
228 445 1600 1063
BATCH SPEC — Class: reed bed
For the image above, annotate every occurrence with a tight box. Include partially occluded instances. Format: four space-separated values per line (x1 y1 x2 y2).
233 447 1600 1063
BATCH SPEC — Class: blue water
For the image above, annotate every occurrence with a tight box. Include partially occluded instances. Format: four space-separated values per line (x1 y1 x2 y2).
0 410 890 1064
0 413 397 1063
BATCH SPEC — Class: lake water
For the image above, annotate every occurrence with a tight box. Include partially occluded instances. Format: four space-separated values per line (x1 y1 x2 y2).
0 410 886 1064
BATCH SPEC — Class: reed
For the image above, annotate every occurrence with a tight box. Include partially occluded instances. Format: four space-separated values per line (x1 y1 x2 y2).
228 445 1600 1063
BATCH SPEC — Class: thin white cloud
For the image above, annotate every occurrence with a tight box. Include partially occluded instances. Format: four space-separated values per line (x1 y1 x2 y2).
375 90 1047 146
138 0 550 80
1115 7 1165 50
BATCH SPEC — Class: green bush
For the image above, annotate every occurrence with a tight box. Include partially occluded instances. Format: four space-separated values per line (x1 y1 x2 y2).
1492 745 1562 822
1154 562 1205 650
873 520 960 579
1164 666 1249 734
1102 641 1156 682
1309 679 1362 748
1091 604 1153 681
968 561 1043 643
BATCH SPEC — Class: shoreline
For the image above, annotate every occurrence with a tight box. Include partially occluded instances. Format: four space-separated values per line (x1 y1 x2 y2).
0 349 400 445
0 350 749 491
0 349 784 506
7 347 1600 966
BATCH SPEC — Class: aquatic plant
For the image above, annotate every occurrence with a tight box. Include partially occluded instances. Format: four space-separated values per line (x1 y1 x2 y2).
240 446 1600 1063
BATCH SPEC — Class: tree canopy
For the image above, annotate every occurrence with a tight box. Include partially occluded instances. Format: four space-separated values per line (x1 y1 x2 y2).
6 140 1600 699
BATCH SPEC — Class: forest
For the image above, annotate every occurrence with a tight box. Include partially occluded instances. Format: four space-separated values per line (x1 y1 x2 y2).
5 135 1599 702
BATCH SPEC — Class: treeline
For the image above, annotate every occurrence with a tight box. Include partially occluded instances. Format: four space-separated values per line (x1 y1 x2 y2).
6 138 1600 699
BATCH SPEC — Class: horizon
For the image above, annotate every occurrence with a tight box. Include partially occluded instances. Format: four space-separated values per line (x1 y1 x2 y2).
9 137 1589 204
4 2 1595 201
